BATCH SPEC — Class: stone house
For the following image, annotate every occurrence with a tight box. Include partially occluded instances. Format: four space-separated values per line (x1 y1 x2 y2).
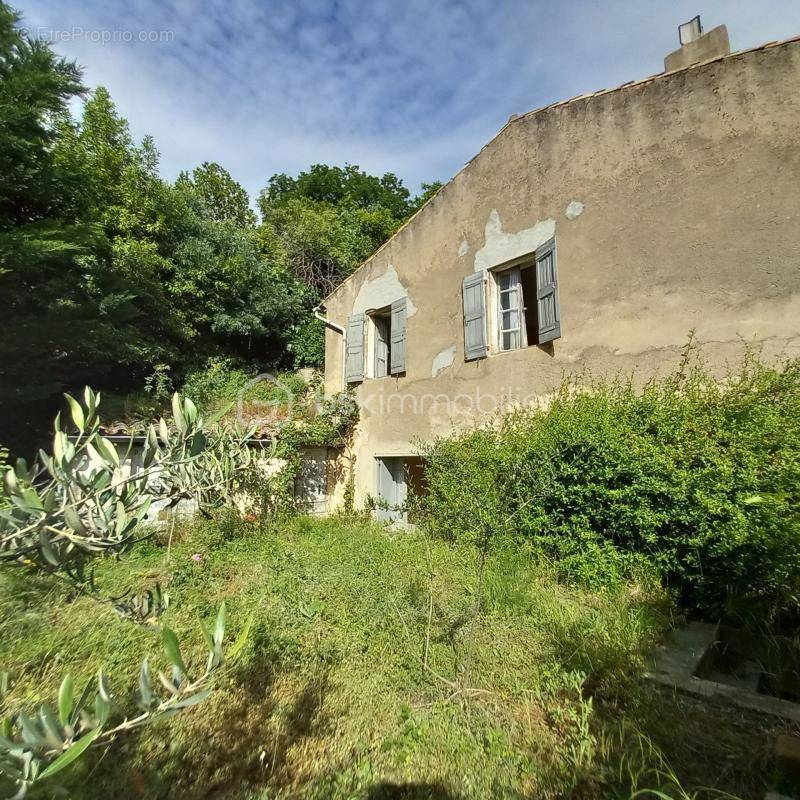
319 22 800 521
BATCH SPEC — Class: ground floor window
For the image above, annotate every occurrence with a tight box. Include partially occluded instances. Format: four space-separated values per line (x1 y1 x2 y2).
294 447 333 514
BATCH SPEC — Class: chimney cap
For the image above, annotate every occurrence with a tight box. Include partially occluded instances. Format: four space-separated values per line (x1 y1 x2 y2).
678 15 703 46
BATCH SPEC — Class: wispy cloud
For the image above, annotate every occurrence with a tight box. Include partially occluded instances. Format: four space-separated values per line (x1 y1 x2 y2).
20 0 800 199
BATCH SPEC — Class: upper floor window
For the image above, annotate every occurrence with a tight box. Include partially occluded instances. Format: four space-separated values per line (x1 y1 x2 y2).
370 307 392 378
497 267 524 351
345 297 407 383
462 237 561 361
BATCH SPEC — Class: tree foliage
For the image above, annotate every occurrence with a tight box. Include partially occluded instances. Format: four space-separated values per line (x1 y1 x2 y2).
0 382 256 797
176 162 256 227
0 3 437 455
0 604 244 799
260 163 414 218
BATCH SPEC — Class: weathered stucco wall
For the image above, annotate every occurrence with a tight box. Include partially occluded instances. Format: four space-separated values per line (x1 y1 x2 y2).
323 39 800 506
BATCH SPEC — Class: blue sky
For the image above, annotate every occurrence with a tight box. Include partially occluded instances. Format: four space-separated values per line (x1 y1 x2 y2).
18 0 800 200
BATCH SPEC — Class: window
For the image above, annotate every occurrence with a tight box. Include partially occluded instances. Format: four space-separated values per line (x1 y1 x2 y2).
462 238 560 362
346 297 407 383
497 267 522 351
293 447 331 515
371 308 392 377
375 456 407 522
496 263 542 351
375 455 426 524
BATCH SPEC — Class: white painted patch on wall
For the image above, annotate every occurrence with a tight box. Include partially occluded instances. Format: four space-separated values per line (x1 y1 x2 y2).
474 210 556 272
352 264 417 317
431 345 456 377
458 239 469 257
565 201 585 220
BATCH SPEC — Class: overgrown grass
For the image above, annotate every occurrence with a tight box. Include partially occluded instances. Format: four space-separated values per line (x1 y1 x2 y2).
1 514 793 799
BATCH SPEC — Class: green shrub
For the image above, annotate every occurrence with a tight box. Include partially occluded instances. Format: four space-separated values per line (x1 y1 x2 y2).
420 347 800 629
181 357 309 413
288 314 325 368
181 356 253 410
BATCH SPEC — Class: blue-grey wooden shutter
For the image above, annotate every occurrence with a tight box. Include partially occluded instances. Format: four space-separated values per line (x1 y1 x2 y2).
390 297 407 375
535 239 561 343
462 271 487 361
375 457 407 523
346 313 365 383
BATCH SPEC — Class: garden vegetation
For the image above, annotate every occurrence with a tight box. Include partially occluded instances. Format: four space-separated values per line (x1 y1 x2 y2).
1 1 799 797
4 513 787 800
420 344 800 634
2 346 798 798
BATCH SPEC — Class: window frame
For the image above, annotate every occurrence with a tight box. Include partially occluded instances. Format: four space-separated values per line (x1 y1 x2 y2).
496 265 524 352
488 253 533 354
487 238 559 354
366 306 393 380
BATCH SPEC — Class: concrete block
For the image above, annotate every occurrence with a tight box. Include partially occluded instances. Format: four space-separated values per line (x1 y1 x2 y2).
649 621 718 679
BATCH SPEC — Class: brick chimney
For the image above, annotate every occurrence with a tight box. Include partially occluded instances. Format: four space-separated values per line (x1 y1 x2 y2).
664 16 730 71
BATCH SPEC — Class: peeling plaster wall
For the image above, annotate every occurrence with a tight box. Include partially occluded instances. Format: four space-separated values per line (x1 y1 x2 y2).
474 210 556 272
565 201 584 220
323 41 800 508
431 346 456 377
352 263 417 317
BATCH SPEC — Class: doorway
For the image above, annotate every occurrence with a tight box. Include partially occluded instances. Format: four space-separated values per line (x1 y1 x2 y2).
374 456 427 523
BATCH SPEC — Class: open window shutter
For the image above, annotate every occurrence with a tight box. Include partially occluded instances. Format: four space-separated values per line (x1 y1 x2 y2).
535 240 561 344
462 271 487 361
390 297 407 375
346 313 365 383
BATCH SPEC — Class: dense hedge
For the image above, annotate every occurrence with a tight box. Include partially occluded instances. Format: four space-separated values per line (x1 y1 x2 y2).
419 348 800 628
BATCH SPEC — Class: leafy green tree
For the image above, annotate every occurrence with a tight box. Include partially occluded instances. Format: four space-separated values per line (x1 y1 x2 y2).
257 167 438 367
0 383 256 798
169 210 300 361
260 163 414 220
0 1 441 450
0 4 98 451
0 388 253 574
176 162 256 227
0 3 84 228
1 72 303 454
410 180 443 214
